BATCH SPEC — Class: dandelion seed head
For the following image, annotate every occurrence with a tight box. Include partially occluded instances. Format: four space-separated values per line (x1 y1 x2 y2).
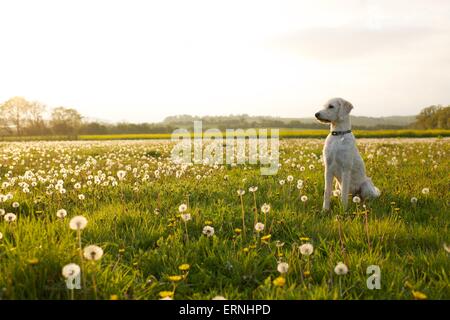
117 170 126 180
56 209 67 219
299 243 314 256
181 213 191 222
202 226 215 237
254 222 265 232
334 262 348 275
4 212 16 222
62 263 81 278
261 203 271 214
83 245 104 261
69 215 88 230
277 262 289 274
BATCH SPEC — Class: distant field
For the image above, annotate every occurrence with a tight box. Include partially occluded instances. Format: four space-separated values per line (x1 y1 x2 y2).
1 129 449 141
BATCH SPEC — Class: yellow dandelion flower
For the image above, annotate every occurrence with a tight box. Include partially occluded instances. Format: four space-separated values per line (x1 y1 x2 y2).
234 228 242 234
272 276 286 287
159 291 174 298
110 294 119 300
412 291 427 300
243 247 249 253
300 237 310 241
168 275 183 282
178 264 190 271
27 258 39 265
118 248 125 254
261 234 272 242
303 271 311 277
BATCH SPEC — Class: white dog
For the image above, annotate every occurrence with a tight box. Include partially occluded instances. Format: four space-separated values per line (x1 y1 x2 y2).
315 97 380 211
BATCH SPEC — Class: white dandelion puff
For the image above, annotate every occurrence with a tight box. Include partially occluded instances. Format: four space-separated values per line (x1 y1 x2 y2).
69 215 88 230
117 170 126 181
83 245 104 261
261 203 271 214
254 222 265 232
202 226 215 237
62 263 81 278
56 209 67 219
299 243 314 256
180 213 191 222
277 262 289 274
334 262 349 275
4 213 16 222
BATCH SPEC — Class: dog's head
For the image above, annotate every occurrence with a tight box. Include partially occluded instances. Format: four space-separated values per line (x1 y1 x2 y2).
315 98 353 124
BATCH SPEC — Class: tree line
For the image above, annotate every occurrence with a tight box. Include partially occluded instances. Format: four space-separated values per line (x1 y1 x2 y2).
0 96 448 137
413 105 450 129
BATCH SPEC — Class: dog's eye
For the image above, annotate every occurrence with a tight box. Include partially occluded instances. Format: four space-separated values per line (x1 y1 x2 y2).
328 105 334 109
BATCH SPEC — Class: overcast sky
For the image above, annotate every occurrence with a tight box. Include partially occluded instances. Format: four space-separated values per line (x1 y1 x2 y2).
0 0 449 122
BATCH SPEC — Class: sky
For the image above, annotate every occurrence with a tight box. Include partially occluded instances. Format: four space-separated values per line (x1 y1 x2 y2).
0 0 449 122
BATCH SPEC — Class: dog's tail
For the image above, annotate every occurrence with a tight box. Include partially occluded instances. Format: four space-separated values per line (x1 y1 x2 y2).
360 177 380 199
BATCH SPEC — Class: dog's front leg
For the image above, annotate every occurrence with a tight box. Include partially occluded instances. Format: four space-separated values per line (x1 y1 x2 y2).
340 170 351 210
322 169 333 211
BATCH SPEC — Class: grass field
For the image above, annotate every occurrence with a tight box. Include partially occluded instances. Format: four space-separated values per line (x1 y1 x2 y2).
0 138 449 300
0 129 449 141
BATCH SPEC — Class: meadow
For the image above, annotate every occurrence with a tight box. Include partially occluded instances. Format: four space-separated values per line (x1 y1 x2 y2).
0 138 448 300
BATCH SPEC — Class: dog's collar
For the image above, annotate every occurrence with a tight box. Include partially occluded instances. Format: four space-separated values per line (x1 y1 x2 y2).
331 130 352 136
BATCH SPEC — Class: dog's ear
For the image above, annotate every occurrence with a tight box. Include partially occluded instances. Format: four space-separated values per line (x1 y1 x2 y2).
339 99 353 118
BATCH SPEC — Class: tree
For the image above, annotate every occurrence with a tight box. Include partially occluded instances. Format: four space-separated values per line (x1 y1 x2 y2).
24 101 47 135
414 105 450 129
0 96 32 135
50 107 82 136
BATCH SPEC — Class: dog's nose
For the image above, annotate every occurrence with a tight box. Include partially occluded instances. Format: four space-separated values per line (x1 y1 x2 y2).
315 112 320 118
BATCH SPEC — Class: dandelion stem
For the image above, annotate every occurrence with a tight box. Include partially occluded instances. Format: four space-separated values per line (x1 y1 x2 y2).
184 221 189 243
336 216 348 266
252 192 258 227
364 210 372 251
239 195 246 239
92 267 98 300
77 229 87 295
